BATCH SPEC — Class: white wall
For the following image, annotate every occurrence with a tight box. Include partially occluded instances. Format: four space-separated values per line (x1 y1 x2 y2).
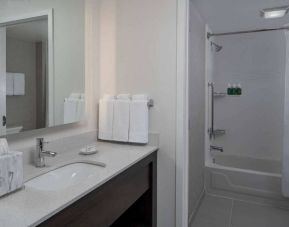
3 1 181 226
212 31 286 161
188 2 206 222
0 0 85 126
98 0 177 226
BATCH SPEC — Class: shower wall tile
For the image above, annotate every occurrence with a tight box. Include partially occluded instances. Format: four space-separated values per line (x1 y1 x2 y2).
213 31 285 161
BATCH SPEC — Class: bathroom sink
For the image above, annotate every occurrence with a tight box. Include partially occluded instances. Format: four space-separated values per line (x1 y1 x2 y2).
25 163 102 191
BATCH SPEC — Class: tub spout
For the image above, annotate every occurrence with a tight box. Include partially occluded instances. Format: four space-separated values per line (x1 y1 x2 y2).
210 145 224 153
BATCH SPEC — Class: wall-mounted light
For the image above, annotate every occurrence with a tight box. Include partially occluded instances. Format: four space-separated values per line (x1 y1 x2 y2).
260 6 289 19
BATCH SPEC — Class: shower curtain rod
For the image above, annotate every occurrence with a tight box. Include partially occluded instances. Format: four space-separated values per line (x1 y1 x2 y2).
207 26 289 39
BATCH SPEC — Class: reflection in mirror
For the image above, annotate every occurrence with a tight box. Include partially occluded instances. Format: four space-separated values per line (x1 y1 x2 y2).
0 1 85 136
6 19 49 135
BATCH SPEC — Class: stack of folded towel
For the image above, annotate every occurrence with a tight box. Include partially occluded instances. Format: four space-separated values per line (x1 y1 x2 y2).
0 139 23 197
98 94 149 144
64 93 85 124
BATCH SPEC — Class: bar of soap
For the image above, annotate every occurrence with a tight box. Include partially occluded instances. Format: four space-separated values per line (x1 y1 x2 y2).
79 145 98 155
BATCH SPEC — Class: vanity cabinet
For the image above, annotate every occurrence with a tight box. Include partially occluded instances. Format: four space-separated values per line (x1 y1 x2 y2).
38 151 157 227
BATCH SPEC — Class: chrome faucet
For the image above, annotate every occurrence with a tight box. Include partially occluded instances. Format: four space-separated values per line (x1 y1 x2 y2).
34 138 57 168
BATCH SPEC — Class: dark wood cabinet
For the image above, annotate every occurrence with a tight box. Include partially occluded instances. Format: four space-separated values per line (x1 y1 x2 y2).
39 151 157 227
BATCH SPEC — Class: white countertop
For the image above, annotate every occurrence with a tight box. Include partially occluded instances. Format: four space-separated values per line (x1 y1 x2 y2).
0 141 158 227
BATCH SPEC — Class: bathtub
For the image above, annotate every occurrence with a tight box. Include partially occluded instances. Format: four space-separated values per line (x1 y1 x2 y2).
205 154 289 207
212 154 281 174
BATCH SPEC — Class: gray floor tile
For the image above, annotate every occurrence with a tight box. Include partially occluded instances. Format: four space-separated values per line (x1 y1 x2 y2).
191 195 233 227
231 200 289 227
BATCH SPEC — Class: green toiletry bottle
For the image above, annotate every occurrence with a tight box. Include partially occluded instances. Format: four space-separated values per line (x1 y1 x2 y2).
236 83 242 95
227 83 232 95
232 84 237 95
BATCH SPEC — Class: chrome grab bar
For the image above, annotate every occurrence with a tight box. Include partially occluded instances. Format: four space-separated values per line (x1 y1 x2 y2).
208 82 226 139
208 82 215 139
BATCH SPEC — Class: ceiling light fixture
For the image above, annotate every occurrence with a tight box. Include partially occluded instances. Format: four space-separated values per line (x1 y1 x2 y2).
260 6 289 19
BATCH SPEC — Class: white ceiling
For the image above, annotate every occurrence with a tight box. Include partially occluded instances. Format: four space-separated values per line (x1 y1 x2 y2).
193 0 289 33
6 19 48 43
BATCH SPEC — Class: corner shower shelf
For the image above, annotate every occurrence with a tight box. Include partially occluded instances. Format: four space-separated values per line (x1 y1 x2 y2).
214 92 227 97
214 92 241 97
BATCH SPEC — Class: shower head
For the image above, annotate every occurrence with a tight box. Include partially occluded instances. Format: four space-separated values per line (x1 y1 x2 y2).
211 42 223 52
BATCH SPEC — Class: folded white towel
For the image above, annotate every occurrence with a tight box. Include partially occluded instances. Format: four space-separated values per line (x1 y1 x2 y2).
13 73 25 95
129 95 149 144
76 99 85 121
6 73 14 96
64 98 78 124
99 95 115 140
113 96 130 142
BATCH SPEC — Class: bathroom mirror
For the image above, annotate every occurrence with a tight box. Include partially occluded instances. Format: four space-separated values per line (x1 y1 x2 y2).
0 0 85 136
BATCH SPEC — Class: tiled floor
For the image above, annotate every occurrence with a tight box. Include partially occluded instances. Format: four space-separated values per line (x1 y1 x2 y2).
191 194 289 227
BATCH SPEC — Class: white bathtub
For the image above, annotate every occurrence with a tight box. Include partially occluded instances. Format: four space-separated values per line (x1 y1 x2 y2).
205 154 289 207
212 154 281 174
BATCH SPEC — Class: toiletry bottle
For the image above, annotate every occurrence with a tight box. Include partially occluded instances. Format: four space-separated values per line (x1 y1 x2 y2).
236 83 242 95
227 83 231 95
232 84 237 95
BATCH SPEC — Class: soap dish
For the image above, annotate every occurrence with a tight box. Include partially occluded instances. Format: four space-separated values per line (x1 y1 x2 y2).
79 145 98 155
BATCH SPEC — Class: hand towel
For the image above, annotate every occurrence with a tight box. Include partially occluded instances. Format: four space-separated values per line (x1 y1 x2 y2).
98 95 115 140
6 73 14 96
13 73 25 95
113 95 130 142
76 98 85 121
64 98 78 124
129 95 149 144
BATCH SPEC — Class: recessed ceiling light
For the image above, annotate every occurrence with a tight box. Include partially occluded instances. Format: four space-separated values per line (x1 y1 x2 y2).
260 6 289 19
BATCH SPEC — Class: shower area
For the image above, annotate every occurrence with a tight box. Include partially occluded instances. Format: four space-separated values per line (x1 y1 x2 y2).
205 28 289 203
